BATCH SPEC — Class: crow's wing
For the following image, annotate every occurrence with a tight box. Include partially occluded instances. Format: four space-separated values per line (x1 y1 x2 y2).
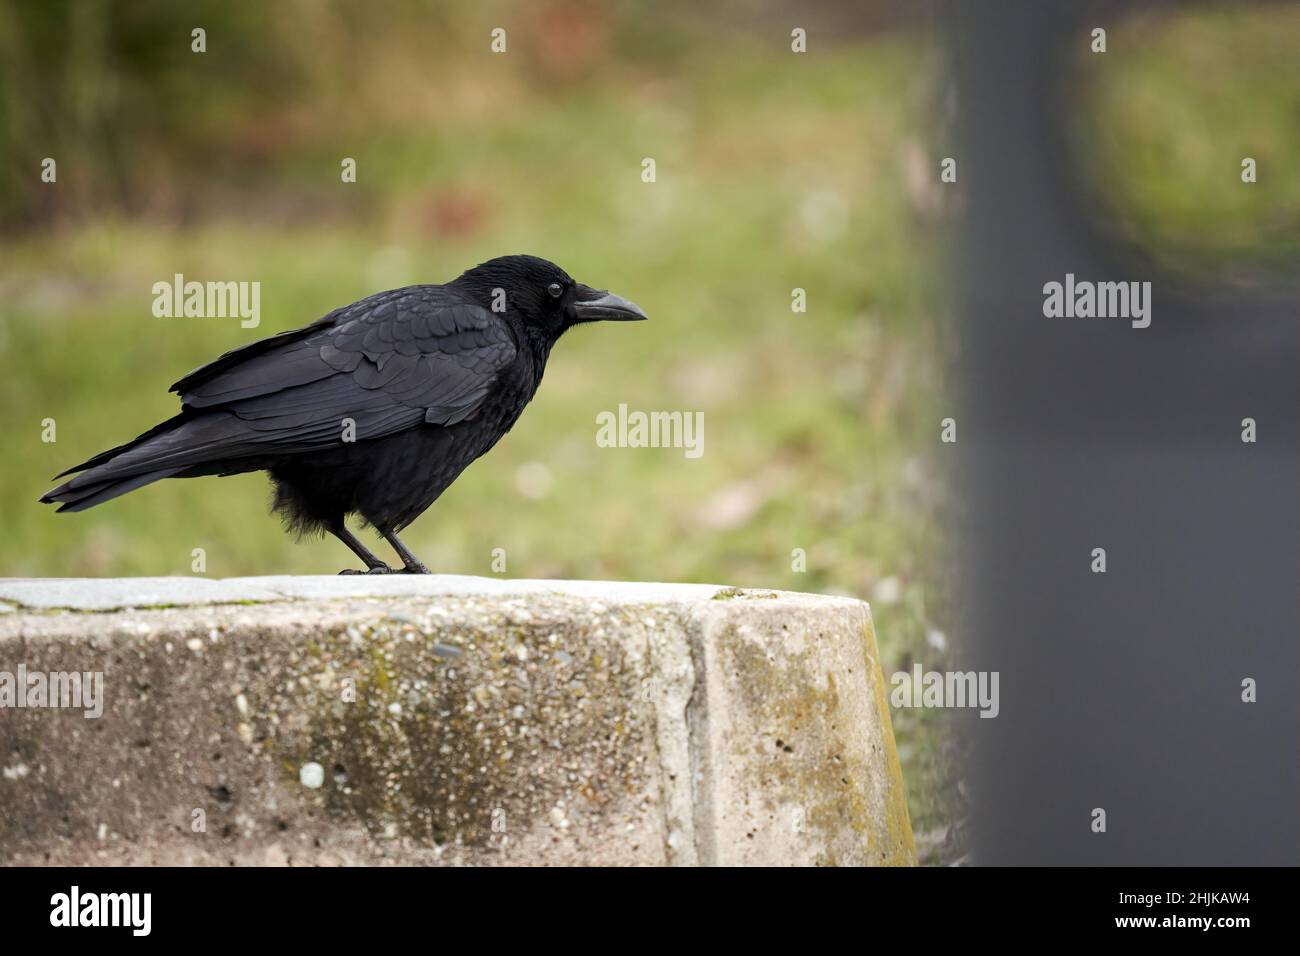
41 286 519 508
168 308 343 398
180 286 517 446
77 287 517 477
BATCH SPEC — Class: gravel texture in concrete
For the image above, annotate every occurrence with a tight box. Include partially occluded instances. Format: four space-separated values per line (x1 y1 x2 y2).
0 576 914 866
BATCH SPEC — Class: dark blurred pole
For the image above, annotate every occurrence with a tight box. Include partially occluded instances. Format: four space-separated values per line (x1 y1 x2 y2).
946 0 1298 864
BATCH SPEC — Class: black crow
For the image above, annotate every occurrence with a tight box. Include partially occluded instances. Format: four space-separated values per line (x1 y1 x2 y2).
40 255 647 573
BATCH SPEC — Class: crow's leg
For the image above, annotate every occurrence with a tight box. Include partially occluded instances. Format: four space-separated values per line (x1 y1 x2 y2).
330 521 392 575
381 529 431 574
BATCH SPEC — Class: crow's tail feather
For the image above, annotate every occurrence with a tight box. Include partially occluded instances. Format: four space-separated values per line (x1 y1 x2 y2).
39 411 253 512
41 467 184 512
50 412 191 480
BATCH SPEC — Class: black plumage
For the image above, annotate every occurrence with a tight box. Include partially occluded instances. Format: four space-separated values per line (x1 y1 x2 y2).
40 255 647 573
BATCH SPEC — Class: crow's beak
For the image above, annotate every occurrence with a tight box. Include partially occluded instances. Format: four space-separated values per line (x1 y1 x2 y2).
572 284 648 323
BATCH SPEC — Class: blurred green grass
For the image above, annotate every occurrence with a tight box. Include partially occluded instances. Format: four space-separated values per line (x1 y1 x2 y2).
0 11 961 857
1075 4 1300 282
3 41 947 587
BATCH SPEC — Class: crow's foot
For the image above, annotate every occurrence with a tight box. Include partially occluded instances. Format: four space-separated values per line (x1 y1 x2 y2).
339 565 393 575
379 530 432 576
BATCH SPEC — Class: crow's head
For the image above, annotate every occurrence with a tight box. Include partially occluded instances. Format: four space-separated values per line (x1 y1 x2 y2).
454 255 647 343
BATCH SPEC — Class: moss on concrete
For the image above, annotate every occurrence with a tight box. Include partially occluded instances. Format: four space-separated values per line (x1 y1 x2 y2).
0 579 914 866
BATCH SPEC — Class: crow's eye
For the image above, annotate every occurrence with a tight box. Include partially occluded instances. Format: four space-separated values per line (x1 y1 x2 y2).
547 282 563 298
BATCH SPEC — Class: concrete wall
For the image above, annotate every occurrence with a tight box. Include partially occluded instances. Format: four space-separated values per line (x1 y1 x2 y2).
0 576 914 866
